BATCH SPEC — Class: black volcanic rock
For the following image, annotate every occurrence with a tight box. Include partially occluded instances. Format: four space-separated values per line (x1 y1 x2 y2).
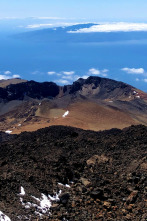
0 80 60 101
0 125 146 220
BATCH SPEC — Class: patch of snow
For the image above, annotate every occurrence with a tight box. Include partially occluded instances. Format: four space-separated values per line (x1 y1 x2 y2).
48 190 62 201
129 96 131 98
19 187 62 218
18 124 21 127
136 96 140 98
39 194 52 211
58 183 70 188
24 202 32 209
62 110 69 118
19 186 25 196
65 184 70 188
5 130 12 134
133 91 137 94
39 103 41 106
58 182 64 186
0 211 11 221
108 101 113 103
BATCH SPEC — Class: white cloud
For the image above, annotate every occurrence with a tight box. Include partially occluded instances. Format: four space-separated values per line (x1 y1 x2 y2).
88 68 108 77
68 22 147 33
0 73 21 80
101 73 108 77
27 24 53 29
13 74 20 78
47 71 56 75
81 75 89 79
136 78 140 81
62 74 81 81
56 79 70 85
143 79 147 82
62 71 75 75
102 69 109 73
4 71 11 75
62 75 73 80
88 68 100 75
121 67 145 74
31 71 40 75
0 75 10 80
26 22 91 29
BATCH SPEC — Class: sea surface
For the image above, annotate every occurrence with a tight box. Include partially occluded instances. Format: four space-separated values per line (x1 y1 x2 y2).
0 25 147 91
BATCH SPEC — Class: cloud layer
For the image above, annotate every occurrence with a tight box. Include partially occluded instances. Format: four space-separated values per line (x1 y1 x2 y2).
68 22 147 33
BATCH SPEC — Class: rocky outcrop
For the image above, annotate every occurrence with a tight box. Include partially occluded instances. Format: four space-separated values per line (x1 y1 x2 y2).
0 80 60 101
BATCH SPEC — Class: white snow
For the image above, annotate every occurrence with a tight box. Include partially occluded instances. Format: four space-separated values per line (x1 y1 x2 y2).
62 110 69 118
65 184 70 188
48 190 62 201
108 101 113 103
133 91 137 94
39 103 41 106
58 183 70 188
19 187 62 217
39 194 52 211
18 124 21 127
19 186 25 196
5 130 12 134
0 211 11 221
136 96 140 98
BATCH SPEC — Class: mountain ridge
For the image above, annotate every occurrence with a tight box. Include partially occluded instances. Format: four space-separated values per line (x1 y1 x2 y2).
0 76 146 133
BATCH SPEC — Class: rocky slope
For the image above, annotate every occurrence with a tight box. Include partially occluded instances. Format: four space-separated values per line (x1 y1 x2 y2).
0 76 147 133
0 125 146 220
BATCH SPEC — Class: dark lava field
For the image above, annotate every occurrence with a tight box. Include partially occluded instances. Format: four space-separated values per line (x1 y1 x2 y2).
0 125 146 220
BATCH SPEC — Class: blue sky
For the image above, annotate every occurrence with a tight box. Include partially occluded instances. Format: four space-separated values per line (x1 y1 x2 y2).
0 0 147 22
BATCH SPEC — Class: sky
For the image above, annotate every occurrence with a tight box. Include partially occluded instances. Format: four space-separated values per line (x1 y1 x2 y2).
0 0 147 22
0 1 147 91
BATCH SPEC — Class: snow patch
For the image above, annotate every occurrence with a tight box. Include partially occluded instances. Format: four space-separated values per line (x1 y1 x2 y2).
19 187 62 218
19 186 25 196
39 103 41 106
5 130 12 134
18 124 21 127
58 183 70 188
62 110 69 118
65 184 70 188
136 96 140 98
0 211 11 221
